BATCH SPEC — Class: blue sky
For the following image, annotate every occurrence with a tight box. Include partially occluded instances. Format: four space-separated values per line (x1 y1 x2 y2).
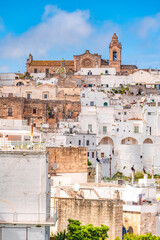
0 0 160 73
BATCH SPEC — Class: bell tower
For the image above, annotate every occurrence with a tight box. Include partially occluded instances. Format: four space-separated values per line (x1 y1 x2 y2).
109 33 122 72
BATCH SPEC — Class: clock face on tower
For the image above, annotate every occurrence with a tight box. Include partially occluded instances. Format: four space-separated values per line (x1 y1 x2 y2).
82 58 92 67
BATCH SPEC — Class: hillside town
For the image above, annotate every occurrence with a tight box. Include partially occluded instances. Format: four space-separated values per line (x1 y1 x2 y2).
1 33 160 240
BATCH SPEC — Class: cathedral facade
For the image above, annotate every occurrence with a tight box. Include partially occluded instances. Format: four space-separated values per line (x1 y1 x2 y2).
26 33 137 75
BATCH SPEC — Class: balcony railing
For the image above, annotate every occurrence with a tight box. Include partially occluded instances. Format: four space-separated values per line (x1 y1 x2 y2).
0 141 45 151
0 208 58 225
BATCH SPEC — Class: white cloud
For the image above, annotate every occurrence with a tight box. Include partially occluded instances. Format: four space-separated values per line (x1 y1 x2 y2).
0 6 93 59
136 13 160 38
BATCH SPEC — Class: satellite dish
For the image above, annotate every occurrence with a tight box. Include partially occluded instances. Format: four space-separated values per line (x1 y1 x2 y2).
52 163 58 170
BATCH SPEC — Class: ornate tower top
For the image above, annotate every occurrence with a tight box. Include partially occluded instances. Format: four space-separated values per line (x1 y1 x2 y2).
109 33 122 72
109 33 122 49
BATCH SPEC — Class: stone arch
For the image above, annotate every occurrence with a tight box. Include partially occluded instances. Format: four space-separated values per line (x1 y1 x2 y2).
16 81 24 86
127 226 133 234
100 136 114 147
121 137 138 145
143 138 153 144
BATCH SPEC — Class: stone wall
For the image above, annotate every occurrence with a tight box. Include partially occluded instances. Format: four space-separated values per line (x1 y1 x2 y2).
0 97 81 128
57 198 123 240
0 97 24 119
46 147 88 175
140 212 156 235
123 211 141 235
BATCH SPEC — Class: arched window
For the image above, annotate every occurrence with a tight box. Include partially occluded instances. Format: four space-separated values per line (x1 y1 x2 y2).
16 82 24 86
113 52 117 61
104 102 108 106
128 226 133 234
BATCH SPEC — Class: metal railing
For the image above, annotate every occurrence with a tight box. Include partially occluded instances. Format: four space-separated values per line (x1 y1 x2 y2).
0 141 45 151
0 209 58 224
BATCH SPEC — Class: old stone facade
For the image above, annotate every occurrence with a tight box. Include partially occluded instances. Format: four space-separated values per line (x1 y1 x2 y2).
123 211 157 235
46 146 87 175
26 33 137 75
0 97 81 128
57 197 123 240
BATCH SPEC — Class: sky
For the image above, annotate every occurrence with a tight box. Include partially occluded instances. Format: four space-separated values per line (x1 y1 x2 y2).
0 0 160 73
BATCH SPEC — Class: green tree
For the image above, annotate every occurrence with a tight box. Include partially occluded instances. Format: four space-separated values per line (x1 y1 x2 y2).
53 230 67 240
67 219 109 240
121 233 160 240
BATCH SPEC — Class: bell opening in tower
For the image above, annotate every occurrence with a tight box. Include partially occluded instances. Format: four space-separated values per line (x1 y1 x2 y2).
113 51 117 61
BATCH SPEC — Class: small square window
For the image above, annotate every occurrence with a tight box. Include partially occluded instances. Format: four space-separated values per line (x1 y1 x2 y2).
86 140 90 146
44 94 48 99
124 112 127 115
34 68 37 73
88 152 90 157
88 124 92 132
90 101 94 106
8 107 12 116
101 152 104 158
103 126 107 134
78 140 81 146
134 126 139 133
118 112 121 115
33 108 36 114
27 93 31 99
92 152 94 158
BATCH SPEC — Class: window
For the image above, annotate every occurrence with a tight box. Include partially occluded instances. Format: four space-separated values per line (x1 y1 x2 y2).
44 94 48 99
88 152 90 157
124 112 127 115
88 70 92 75
68 110 71 118
69 128 73 134
103 126 107 134
88 124 92 132
34 68 37 73
33 108 36 114
101 152 104 158
27 93 31 99
104 102 108 106
106 84 109 88
88 84 92 87
105 70 108 75
33 123 36 127
92 152 94 158
78 140 81 146
8 107 12 116
86 140 90 146
113 52 117 61
118 112 121 115
49 109 54 118
46 69 49 74
134 126 139 133
117 128 119 132
90 101 94 106
82 93 85 98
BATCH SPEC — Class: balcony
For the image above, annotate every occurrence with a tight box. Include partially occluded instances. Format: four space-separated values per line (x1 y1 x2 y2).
0 208 58 226
0 141 45 151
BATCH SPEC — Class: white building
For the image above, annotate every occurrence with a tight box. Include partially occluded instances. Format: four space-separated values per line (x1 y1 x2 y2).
0 150 56 240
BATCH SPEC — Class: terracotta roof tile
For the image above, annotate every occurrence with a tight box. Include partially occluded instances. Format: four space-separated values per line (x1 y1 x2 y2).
30 60 74 66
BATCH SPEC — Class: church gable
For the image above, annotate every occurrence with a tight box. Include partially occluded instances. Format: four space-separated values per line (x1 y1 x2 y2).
74 50 102 71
